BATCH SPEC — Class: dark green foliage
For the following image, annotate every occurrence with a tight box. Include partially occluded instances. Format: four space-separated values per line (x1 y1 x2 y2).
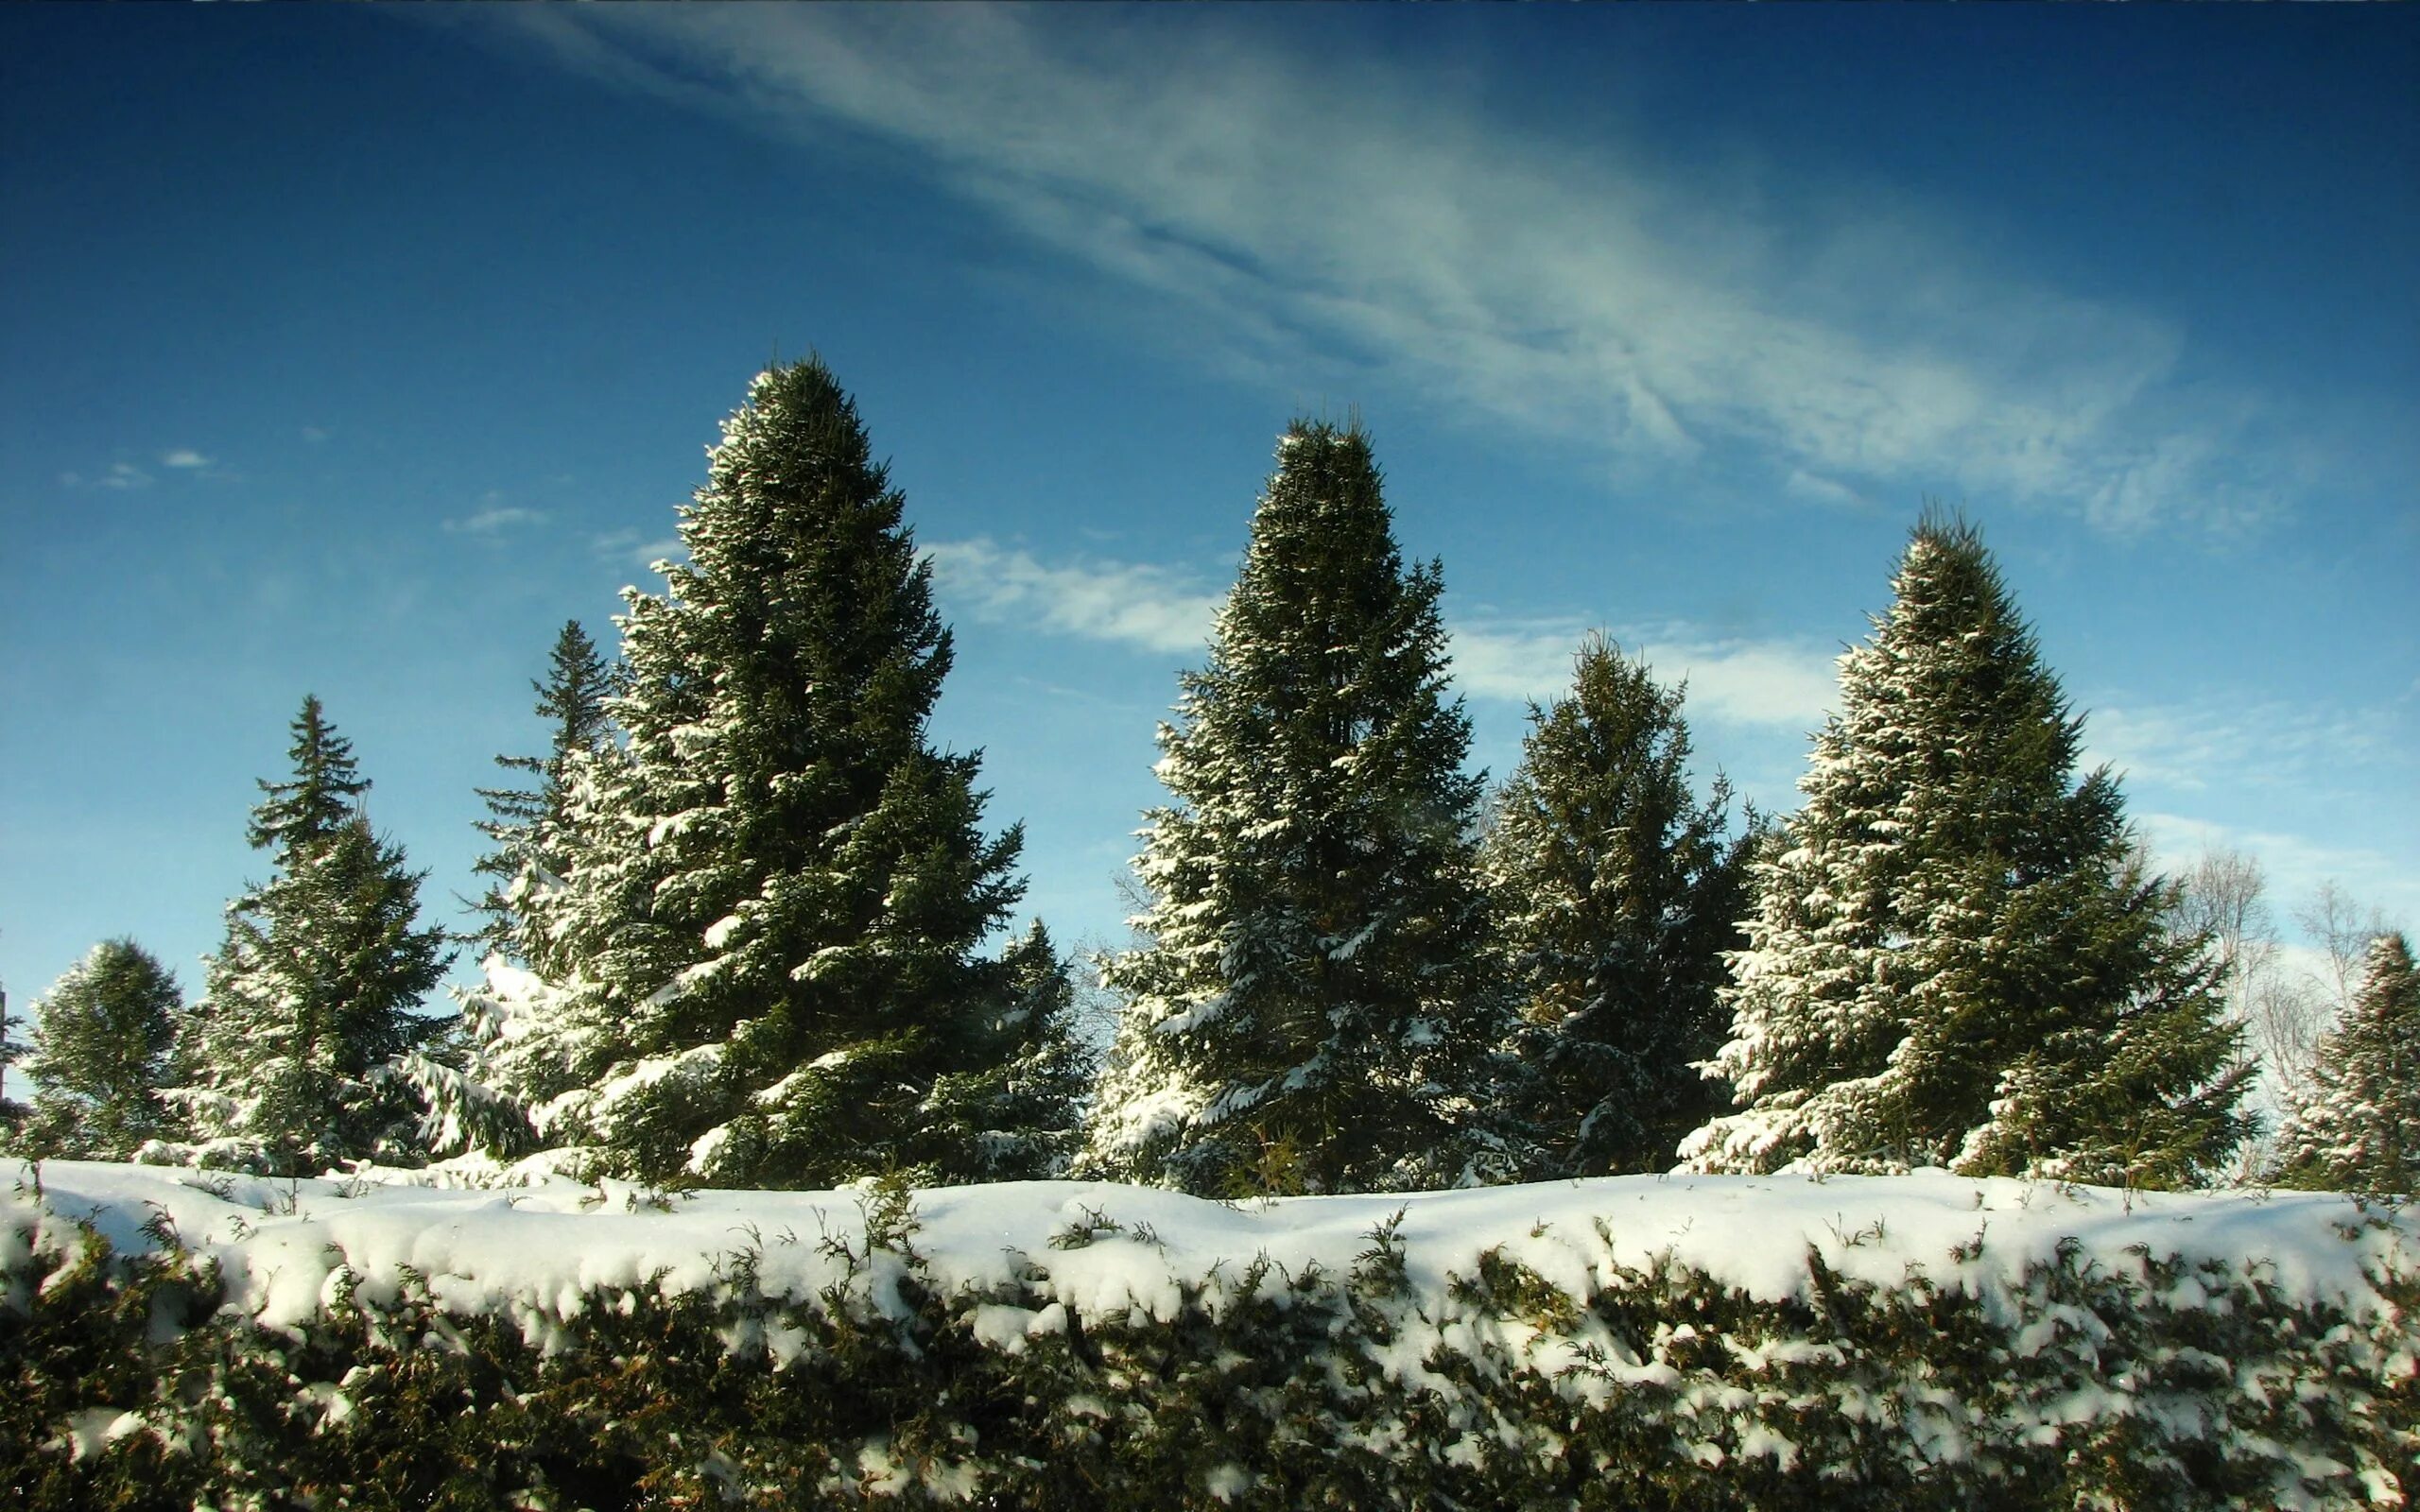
3 1192 2408 1510
14 941 186 1160
1 980 33 1140
913 921 1095 1182
1483 635 1755 1176
1087 421 1519 1196
245 694 367 854
178 696 454 1173
467 619 617 963
493 360 1028 1189
2276 932 2420 1194
1689 515 2253 1184
0 1215 225 1512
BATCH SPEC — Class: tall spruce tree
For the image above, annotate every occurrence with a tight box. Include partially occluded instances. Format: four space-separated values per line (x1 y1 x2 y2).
464 360 1030 1189
1481 636 1754 1177
467 620 618 962
2273 931 2420 1194
1681 516 2250 1185
1080 421 1519 1196
15 940 186 1160
177 696 454 1173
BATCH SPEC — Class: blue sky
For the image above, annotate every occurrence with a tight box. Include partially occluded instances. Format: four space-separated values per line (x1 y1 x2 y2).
4 6 2414 1018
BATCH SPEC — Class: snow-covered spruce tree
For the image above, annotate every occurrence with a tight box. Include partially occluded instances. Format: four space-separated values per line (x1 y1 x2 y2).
2273 931 2420 1194
465 360 1031 1190
1481 635 1754 1177
1682 515 2251 1185
466 619 617 963
14 940 186 1160
440 745 641 1162
1081 421 1519 1196
423 621 622 1160
176 696 454 1174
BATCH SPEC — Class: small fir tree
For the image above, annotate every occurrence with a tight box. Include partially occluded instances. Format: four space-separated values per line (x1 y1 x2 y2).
2273 931 2420 1194
176 696 454 1173
437 625 623 1164
1682 515 2250 1184
464 360 1028 1189
467 620 617 962
1081 421 1520 1196
444 751 643 1161
0 977 26 1139
913 921 1095 1181
14 941 186 1159
1481 636 1754 1177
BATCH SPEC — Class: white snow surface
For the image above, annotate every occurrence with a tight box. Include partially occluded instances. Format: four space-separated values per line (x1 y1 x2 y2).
8 1161 2406 1346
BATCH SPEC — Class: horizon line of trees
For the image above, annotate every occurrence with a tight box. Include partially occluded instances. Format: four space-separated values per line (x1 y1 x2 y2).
5 357 2410 1199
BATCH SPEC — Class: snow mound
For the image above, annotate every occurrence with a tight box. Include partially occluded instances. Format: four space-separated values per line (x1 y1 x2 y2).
9 1160 2404 1339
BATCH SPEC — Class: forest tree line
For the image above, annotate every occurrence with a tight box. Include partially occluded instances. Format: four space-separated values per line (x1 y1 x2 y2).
4 359 2411 1197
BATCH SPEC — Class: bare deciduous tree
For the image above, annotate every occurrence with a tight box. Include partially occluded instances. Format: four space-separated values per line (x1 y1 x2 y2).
2172 848 2277 988
2297 880 2394 1012
2157 847 2404 1183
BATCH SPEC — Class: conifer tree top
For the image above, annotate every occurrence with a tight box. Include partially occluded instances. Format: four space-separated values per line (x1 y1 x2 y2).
642 357 952 746
1224 421 1412 652
248 695 367 856
2361 930 2415 985
533 621 614 760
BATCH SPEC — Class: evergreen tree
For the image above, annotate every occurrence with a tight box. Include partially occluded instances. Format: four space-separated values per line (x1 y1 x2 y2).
15 940 186 1160
2273 931 2420 1194
467 619 618 962
465 360 1027 1189
913 921 1094 1181
247 693 368 852
1481 636 1754 1177
0 977 26 1140
1080 421 1518 1196
1682 515 2250 1185
177 697 454 1173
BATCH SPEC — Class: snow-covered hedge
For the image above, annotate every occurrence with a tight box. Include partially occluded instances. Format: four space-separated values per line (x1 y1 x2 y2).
3 1161 2411 1509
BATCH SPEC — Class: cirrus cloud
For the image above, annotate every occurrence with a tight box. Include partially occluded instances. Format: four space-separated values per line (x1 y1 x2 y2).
925 537 1838 730
483 5 2315 537
443 504 549 536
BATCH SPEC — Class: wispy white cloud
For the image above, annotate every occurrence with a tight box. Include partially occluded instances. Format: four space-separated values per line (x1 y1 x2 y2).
926 537 1835 729
2133 811 2417 938
925 538 1223 657
1632 631 1841 730
60 461 157 490
590 527 687 570
2082 694 2416 941
1442 621 1583 705
1783 469 1864 510
494 6 2308 534
2081 695 2394 795
1449 618 1838 729
444 504 549 536
65 453 221 488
